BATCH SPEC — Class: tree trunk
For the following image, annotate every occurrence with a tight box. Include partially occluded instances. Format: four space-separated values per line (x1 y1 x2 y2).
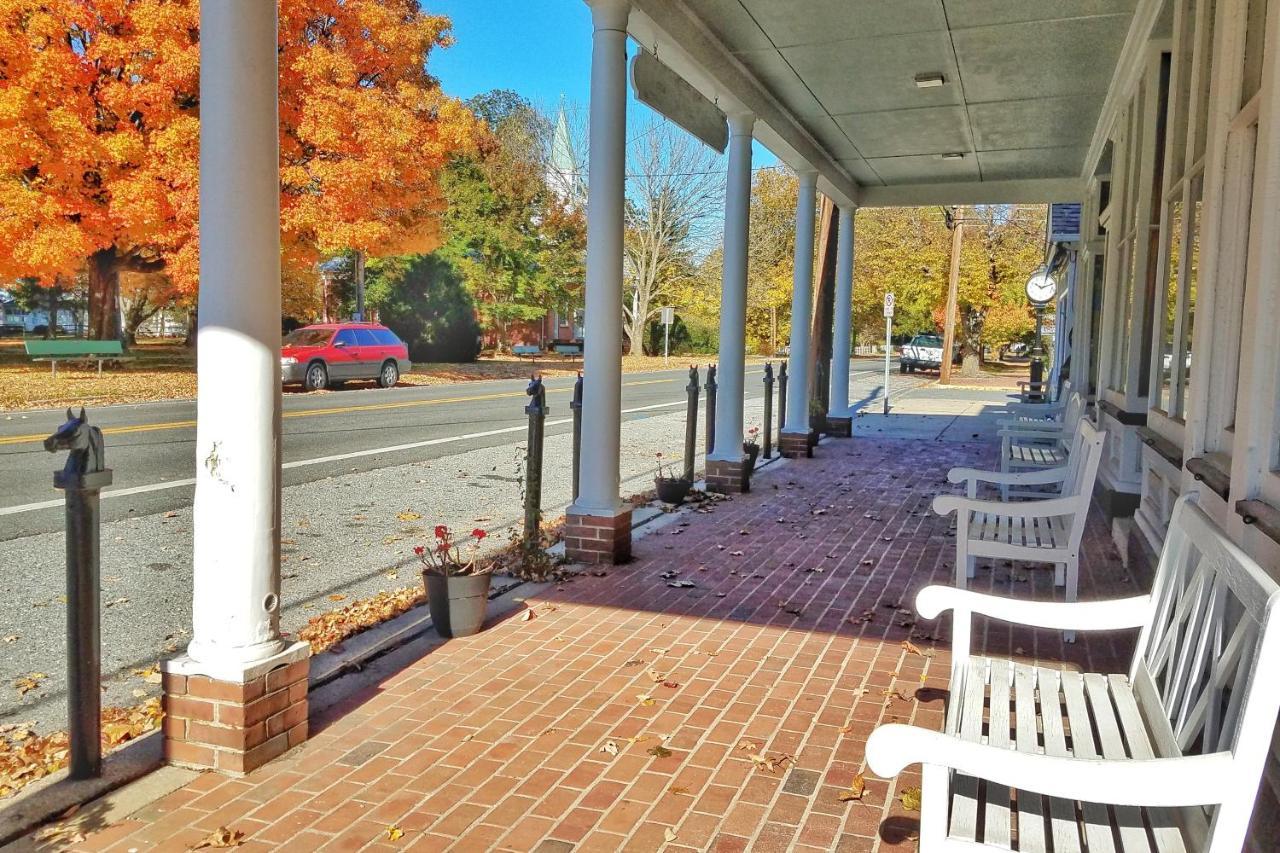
184 308 198 349
45 284 58 339
87 249 122 342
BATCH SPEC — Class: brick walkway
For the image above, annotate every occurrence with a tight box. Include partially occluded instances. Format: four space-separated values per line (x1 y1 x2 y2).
69 435 1135 853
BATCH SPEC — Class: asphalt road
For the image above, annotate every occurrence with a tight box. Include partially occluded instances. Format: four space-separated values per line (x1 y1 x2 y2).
0 359 924 538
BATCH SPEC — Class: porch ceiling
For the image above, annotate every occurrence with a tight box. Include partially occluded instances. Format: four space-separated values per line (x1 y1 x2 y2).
639 0 1136 200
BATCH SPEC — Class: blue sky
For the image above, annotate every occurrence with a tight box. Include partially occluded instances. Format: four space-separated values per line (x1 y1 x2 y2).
427 1 778 167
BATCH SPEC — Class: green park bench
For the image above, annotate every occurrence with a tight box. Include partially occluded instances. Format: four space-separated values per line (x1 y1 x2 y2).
24 339 134 377
552 343 583 357
512 344 542 359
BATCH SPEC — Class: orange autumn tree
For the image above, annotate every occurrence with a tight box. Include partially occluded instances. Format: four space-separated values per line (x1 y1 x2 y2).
0 0 478 341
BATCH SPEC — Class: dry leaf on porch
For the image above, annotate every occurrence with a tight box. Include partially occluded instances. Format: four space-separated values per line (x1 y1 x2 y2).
636 694 656 707
837 775 867 802
190 826 245 849
901 640 924 656
737 740 759 752
386 825 404 841
647 745 673 758
35 824 85 844
601 740 619 757
647 669 665 683
668 785 691 796
664 827 678 842
521 610 536 622
900 787 922 811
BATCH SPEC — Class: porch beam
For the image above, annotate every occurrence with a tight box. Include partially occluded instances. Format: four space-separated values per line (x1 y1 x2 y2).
707 113 754 493
858 178 1085 208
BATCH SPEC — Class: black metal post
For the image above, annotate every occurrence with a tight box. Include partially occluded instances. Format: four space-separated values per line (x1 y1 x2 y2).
523 376 548 550
569 372 583 501
777 362 789 448
762 363 775 460
705 364 718 456
44 409 110 780
683 366 700 483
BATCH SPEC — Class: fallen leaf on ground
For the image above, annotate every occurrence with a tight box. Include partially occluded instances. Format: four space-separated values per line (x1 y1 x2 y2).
395 511 422 522
327 594 346 602
2 635 16 643
636 694 655 707
521 610 535 622
386 825 404 841
900 787 922 811
838 775 867 802
664 827 678 842
668 785 691 796
647 745 672 758
601 740 619 757
14 673 46 695
661 681 680 689
35 824 85 844
190 826 245 849
647 669 665 683
737 740 759 752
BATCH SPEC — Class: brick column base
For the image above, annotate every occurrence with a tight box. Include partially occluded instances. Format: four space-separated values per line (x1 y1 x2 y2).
706 457 749 494
779 431 813 459
825 416 853 437
565 509 632 564
162 641 310 776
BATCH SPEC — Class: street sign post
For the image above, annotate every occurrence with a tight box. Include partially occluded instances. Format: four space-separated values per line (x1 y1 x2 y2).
660 306 675 365
883 292 894 415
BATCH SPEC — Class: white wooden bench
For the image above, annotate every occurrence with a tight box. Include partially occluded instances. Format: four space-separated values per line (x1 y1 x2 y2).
999 393 1086 499
935 420 1106 614
868 494 1280 852
1002 380 1072 423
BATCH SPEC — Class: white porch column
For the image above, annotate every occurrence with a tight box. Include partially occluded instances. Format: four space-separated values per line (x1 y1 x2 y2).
707 113 754 492
566 0 632 564
188 0 286 671
166 0 310 777
781 171 818 454
829 205 855 419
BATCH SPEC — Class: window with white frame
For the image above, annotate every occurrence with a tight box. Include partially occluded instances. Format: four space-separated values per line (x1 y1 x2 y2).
1153 0 1218 420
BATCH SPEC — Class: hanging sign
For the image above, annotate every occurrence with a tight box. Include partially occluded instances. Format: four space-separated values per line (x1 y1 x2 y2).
630 51 728 153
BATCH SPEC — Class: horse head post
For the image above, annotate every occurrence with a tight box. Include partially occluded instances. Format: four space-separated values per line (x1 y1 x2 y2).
45 407 106 483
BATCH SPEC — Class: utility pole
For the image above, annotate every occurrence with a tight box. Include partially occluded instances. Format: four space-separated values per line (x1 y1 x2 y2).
939 206 963 385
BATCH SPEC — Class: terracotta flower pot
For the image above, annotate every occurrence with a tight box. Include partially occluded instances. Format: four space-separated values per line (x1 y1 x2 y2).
422 570 492 638
655 476 692 505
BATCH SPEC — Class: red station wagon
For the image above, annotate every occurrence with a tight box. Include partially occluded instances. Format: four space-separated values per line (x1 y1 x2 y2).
280 322 412 391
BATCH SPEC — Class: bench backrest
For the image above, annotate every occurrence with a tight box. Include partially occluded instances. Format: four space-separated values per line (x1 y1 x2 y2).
1057 419 1105 546
24 339 124 357
1058 391 1084 440
1129 495 1280 849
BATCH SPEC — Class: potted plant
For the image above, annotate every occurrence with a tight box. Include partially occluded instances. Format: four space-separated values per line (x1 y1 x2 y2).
415 526 493 638
654 451 692 504
742 426 761 470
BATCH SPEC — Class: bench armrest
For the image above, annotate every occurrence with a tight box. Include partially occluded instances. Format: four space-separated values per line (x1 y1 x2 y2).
946 466 1069 487
914 585 1152 631
998 423 1067 439
933 494 1080 518
866 725 1233 808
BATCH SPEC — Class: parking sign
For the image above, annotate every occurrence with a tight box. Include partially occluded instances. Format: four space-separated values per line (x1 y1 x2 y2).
883 292 895 318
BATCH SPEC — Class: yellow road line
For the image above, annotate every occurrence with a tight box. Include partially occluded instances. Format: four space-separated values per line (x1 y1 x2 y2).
0 377 676 446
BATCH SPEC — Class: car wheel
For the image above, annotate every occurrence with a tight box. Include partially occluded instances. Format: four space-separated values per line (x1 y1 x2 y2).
899 362 908 374
304 362 328 392
378 360 399 388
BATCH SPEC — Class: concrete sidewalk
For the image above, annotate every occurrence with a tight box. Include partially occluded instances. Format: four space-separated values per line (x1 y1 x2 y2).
41 411 1136 853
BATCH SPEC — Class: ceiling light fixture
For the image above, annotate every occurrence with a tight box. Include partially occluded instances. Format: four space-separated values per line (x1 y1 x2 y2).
914 72 946 88
941 152 965 160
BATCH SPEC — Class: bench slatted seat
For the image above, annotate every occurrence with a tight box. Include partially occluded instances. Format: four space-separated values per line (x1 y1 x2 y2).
868 495 1280 852
998 392 1086 499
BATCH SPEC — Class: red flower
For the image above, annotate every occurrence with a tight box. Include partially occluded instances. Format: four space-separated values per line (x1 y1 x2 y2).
472 528 487 541
413 546 425 556
434 524 449 541
436 542 451 554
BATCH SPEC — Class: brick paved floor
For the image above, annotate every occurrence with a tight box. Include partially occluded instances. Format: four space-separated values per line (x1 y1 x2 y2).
68 435 1136 853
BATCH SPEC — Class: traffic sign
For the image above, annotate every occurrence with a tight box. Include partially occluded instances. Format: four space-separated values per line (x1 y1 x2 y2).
883 292 895 318
660 306 675 325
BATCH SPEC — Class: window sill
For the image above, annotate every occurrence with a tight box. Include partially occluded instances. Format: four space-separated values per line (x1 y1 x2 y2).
1236 499 1280 549
1098 399 1149 426
1137 427 1183 470
1186 456 1232 502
